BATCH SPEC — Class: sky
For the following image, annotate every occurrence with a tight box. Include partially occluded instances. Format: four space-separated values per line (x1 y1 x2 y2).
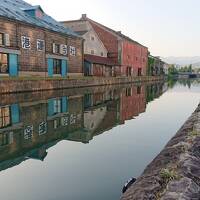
25 0 200 57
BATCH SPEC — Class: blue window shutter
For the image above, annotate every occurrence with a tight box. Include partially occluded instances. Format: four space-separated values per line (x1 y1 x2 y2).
48 58 53 77
9 54 18 76
11 104 20 124
66 60 68 75
61 60 67 77
61 97 68 113
48 99 54 116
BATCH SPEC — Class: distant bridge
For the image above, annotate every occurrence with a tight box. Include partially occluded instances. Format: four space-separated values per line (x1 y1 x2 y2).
178 72 200 79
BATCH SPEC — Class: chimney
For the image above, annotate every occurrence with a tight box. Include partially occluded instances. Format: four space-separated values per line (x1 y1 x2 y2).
81 14 87 20
117 31 122 34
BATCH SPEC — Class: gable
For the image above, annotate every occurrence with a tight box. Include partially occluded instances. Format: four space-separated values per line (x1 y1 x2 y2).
62 20 108 57
62 20 90 33
23 6 44 18
89 20 119 54
83 23 108 57
88 18 147 50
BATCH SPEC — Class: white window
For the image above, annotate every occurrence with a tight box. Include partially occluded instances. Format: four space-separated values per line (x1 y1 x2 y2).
53 43 60 54
53 120 58 129
8 132 13 144
53 99 61 114
126 88 132 97
0 33 4 46
0 33 10 46
21 36 31 49
60 44 68 55
53 119 62 129
5 34 10 46
37 39 45 51
70 46 76 56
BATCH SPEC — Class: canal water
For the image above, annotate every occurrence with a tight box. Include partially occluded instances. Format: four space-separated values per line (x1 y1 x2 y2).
0 79 199 200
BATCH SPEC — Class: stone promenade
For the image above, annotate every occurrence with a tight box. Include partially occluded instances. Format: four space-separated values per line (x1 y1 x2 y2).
121 103 200 200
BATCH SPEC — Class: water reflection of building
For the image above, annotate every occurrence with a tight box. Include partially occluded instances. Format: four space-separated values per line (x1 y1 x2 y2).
0 89 122 171
0 95 84 171
0 104 20 129
120 85 146 123
146 82 165 103
83 90 120 139
0 82 166 172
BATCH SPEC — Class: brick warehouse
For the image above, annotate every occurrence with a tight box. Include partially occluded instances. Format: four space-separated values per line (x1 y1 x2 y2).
0 0 83 77
62 14 148 77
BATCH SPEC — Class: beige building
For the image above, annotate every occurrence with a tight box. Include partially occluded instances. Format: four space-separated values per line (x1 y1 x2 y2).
61 15 116 77
62 15 107 58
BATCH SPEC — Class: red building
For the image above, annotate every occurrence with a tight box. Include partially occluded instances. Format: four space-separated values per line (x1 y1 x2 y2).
62 15 148 77
87 17 148 76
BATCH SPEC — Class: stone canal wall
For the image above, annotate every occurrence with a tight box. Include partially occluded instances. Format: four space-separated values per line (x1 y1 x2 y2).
0 76 163 94
0 83 137 106
121 104 200 200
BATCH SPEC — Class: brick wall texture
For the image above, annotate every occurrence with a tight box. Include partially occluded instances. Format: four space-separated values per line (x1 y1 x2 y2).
89 20 148 76
0 17 83 75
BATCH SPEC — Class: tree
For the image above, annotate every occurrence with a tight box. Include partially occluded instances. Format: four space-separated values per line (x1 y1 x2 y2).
168 64 178 75
188 64 192 72
148 57 155 76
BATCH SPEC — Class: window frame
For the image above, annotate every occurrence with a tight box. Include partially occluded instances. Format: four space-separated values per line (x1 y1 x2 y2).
54 44 60 54
53 59 62 75
126 67 132 76
137 86 141 94
53 99 62 114
0 53 9 74
138 68 142 76
125 88 132 97
0 106 12 128
0 33 5 46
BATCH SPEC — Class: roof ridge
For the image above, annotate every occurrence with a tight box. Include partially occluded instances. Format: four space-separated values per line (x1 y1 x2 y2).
86 17 147 48
0 0 80 38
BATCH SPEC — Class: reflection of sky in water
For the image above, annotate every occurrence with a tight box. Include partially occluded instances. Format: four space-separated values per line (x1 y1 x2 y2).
0 81 200 200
